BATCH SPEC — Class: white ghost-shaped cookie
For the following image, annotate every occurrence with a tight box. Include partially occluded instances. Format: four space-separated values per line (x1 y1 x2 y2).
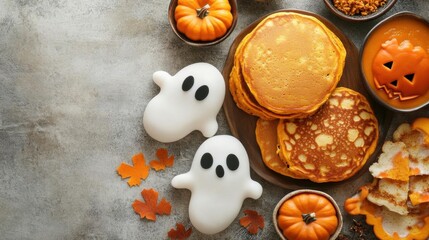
171 135 263 235
143 63 225 143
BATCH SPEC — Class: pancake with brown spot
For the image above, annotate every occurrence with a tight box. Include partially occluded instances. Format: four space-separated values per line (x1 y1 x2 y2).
255 118 306 179
240 12 346 116
277 87 379 182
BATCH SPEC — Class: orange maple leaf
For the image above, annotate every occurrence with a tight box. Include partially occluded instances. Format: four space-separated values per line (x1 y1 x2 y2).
167 223 192 240
150 148 174 171
117 153 150 187
132 188 171 221
239 209 264 234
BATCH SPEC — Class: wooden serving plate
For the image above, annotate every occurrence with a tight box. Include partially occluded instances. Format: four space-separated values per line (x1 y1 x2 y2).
222 9 393 190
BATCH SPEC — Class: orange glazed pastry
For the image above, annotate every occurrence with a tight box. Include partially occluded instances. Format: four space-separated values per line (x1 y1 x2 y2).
345 118 429 240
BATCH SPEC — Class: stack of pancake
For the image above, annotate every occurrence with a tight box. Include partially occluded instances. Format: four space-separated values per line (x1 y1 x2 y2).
229 12 346 119
230 12 381 183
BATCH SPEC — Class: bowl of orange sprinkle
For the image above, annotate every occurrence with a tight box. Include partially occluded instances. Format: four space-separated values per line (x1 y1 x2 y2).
323 0 398 22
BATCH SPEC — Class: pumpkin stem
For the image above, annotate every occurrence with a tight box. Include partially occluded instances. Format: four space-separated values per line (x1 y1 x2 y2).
196 4 210 19
302 212 317 224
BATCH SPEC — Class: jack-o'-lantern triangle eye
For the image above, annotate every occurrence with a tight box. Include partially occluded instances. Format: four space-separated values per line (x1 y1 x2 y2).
383 61 393 69
405 73 415 83
390 80 398 87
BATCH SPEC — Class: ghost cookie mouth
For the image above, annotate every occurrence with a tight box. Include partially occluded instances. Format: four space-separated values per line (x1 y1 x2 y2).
215 165 224 178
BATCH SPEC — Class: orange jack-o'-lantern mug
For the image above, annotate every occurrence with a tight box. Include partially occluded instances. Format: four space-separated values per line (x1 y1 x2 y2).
361 12 429 112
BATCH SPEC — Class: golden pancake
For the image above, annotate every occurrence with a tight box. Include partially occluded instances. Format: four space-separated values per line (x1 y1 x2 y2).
240 12 346 116
277 87 379 182
229 33 309 120
255 118 305 179
229 33 275 119
230 61 275 119
230 60 309 120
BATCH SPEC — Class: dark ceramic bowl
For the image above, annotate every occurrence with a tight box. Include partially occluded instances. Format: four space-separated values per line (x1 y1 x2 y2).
168 0 238 47
360 12 429 112
273 190 343 240
323 0 397 22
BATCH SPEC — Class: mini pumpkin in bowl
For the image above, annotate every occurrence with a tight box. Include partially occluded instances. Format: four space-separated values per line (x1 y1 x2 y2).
273 189 343 240
168 0 238 47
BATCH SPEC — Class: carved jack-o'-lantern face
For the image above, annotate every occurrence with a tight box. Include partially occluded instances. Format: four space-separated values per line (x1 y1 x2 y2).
372 38 429 101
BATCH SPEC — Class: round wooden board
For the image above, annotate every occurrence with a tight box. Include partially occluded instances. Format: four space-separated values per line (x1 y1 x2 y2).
222 9 393 190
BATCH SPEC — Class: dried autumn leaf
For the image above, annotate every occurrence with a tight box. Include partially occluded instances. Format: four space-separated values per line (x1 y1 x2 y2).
167 223 192 240
150 148 174 171
239 209 264 234
117 153 150 187
132 188 172 221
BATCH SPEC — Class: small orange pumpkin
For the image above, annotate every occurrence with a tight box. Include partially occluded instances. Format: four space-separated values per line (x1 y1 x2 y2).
175 0 233 41
277 193 339 240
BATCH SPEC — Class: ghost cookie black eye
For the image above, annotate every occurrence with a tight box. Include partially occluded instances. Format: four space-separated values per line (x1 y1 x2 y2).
182 76 194 92
200 152 213 169
195 85 209 101
226 154 239 171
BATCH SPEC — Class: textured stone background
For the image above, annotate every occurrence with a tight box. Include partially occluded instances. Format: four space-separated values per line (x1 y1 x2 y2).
0 0 428 239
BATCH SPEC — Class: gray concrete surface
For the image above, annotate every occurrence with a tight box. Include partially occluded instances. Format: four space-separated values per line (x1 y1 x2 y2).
1 0 428 239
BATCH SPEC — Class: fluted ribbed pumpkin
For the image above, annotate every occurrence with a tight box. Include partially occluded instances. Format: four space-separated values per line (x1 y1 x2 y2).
277 193 339 240
175 0 233 41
